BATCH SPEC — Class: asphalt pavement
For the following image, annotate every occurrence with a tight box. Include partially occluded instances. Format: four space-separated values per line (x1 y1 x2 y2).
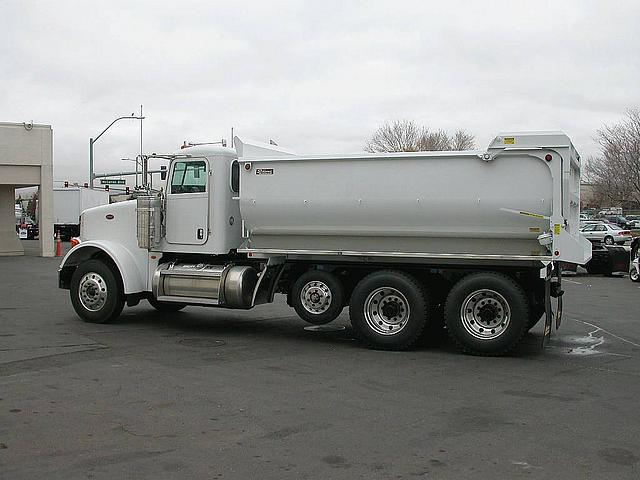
1 242 639 479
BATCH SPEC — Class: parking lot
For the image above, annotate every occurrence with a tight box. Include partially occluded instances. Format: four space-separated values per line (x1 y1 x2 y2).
1 242 639 479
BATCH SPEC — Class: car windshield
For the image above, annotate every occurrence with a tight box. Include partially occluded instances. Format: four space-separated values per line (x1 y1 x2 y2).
609 224 622 230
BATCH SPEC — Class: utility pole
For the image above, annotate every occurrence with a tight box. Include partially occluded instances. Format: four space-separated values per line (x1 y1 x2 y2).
139 105 143 188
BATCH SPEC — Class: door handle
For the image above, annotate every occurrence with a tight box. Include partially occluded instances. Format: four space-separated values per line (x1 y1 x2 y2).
197 228 204 240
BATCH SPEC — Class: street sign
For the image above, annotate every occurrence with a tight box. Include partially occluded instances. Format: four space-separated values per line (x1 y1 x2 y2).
100 179 126 185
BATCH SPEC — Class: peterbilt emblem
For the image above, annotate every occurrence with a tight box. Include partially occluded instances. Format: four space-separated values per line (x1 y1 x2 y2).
255 168 273 175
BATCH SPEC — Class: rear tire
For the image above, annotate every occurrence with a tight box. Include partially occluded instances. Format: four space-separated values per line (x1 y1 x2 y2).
349 270 428 351
444 272 529 356
604 236 614 245
291 270 345 325
148 297 187 312
70 259 124 324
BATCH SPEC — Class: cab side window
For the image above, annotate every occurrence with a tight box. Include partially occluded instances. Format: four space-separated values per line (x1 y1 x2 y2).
171 161 207 194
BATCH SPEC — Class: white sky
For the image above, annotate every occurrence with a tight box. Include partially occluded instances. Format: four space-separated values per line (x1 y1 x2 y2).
2 0 639 185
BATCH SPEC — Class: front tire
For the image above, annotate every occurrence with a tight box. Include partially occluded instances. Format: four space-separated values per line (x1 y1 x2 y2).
444 272 529 356
349 270 428 351
70 259 124 323
291 270 345 325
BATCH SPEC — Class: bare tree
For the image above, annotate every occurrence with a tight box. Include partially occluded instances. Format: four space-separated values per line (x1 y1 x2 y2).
26 192 38 220
364 120 422 153
585 108 640 208
417 130 451 151
365 121 475 152
450 129 476 150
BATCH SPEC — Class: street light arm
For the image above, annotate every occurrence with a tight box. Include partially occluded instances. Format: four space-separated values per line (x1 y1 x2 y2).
89 113 145 188
94 116 145 142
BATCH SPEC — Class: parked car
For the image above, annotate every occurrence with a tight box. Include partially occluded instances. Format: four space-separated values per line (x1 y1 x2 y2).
630 237 640 282
16 217 39 240
580 222 632 245
627 219 640 229
580 219 607 229
601 215 631 228
584 244 630 275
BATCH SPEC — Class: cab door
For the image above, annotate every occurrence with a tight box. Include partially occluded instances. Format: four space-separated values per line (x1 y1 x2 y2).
165 159 209 245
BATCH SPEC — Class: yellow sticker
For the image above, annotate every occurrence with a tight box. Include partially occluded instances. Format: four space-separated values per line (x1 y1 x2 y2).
554 224 561 235
519 211 545 219
504 137 515 145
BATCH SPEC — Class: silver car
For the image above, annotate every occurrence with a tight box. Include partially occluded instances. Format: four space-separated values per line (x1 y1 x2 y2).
580 222 632 245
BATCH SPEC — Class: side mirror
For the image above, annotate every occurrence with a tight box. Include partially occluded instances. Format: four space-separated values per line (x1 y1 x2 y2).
160 165 167 181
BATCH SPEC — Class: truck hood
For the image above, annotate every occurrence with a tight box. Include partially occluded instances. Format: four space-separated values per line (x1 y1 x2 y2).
81 200 137 243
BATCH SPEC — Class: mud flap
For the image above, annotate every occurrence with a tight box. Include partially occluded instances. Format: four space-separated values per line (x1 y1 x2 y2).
555 269 563 330
542 264 563 348
542 275 552 348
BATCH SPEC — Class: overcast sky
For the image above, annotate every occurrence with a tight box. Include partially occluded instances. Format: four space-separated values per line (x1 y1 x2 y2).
2 0 639 185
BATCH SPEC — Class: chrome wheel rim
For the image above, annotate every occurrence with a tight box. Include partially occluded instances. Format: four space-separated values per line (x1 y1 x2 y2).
79 272 108 312
460 289 510 340
631 267 639 281
300 280 332 314
364 287 410 336
604 237 613 245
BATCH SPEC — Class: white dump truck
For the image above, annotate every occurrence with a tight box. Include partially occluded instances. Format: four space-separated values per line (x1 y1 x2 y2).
53 186 111 240
58 132 591 355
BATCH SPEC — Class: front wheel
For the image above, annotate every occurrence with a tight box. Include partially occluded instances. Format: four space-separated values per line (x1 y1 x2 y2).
349 270 428 350
70 259 124 323
444 272 529 356
291 270 345 325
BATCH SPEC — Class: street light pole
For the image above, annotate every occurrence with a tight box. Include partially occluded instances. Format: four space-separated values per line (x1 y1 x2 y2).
89 114 145 187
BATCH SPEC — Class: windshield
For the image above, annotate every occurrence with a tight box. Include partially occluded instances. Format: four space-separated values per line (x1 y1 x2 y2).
609 224 622 230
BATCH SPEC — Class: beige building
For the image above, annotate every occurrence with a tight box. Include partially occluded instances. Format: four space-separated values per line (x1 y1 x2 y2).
0 122 54 256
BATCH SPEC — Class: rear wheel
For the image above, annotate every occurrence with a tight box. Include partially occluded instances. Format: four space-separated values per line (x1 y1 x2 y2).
148 297 187 312
291 270 345 325
70 259 124 323
444 272 529 356
349 270 428 351
604 235 614 245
